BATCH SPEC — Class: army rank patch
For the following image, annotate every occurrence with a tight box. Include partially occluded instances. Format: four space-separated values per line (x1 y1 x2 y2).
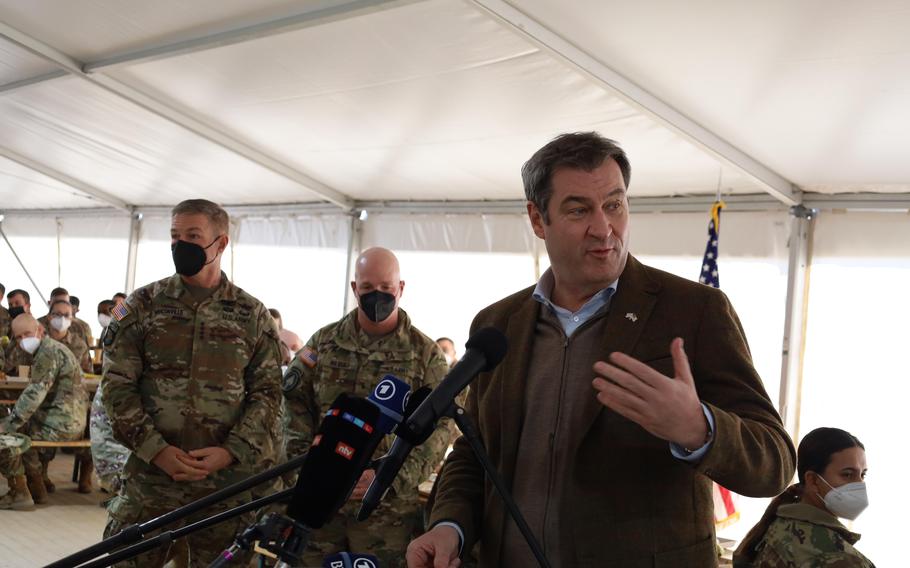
298 346 318 368
112 302 130 321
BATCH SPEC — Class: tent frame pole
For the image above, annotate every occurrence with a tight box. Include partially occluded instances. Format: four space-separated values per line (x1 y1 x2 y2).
342 212 364 317
124 212 142 293
778 204 817 442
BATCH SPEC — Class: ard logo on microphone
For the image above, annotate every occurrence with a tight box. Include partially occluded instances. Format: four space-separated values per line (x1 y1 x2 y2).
335 441 355 460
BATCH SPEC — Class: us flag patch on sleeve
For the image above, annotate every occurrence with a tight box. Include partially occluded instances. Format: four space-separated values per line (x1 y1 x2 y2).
299 346 318 368
112 302 130 321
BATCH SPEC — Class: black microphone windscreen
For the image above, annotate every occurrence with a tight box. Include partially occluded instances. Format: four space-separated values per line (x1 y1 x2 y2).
287 394 381 529
465 327 508 371
403 386 432 419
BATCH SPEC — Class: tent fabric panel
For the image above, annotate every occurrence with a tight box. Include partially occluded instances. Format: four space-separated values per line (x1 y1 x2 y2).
110 0 767 201
0 155 103 209
360 212 536 254
514 0 910 192
0 35 60 85
0 76 323 207
0 0 315 62
812 211 910 258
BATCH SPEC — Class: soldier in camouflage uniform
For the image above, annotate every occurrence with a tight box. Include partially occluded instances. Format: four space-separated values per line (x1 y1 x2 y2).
36 298 95 493
0 281 10 339
0 313 88 509
735 427 874 567
2 289 32 376
284 247 451 568
42 299 93 374
69 295 95 347
90 386 130 494
102 199 284 567
740 502 875 567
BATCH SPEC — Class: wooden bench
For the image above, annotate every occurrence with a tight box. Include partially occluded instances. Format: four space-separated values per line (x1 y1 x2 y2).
29 439 91 448
29 439 93 482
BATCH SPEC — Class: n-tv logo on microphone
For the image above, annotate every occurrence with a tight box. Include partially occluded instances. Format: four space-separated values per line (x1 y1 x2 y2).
335 442 355 460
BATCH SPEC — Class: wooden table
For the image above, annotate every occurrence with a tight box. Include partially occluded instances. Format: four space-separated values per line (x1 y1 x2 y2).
0 376 99 392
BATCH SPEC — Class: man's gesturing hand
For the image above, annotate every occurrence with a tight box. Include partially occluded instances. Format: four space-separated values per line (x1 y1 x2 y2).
592 337 708 449
406 525 461 568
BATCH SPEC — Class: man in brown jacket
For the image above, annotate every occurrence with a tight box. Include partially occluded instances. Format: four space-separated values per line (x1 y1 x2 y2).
407 132 796 567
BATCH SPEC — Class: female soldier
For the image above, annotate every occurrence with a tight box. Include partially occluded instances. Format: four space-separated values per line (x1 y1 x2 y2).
734 427 874 567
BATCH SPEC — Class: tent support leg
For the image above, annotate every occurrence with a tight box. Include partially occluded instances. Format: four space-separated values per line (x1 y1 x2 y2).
342 212 364 316
778 205 817 442
124 211 142 293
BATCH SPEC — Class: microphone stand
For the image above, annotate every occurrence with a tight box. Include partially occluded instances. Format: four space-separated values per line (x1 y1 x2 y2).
72 489 294 568
46 453 308 568
446 403 552 568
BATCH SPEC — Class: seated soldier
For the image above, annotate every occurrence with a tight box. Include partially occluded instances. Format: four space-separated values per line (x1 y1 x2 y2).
40 300 95 493
43 300 93 374
69 295 94 348
734 427 874 567
0 281 9 339
0 314 89 508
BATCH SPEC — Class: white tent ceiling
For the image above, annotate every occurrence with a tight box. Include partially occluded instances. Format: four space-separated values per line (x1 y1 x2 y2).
0 0 908 213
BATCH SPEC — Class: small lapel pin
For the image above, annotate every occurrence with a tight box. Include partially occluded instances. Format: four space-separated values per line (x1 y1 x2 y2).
625 312 638 322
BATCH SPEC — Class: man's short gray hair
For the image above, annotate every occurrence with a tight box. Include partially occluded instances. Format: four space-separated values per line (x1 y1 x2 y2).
172 199 230 235
521 132 631 223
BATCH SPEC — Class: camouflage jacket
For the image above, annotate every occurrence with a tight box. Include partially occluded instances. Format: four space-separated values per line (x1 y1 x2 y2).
3 338 32 376
0 337 88 439
0 305 9 340
42 324 93 374
735 503 875 567
283 308 450 500
102 272 284 470
74 317 94 346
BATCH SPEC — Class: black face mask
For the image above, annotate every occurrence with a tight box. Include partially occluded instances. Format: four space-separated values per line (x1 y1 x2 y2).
359 290 397 323
171 238 220 277
8 305 25 319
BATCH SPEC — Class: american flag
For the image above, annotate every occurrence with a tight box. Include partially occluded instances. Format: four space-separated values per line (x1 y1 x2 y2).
112 302 130 321
699 201 724 288
699 201 740 528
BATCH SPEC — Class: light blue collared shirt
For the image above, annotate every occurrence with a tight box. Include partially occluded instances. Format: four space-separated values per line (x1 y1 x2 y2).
531 268 617 337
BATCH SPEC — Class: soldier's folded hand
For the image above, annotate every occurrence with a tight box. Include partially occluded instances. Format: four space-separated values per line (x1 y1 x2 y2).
187 446 235 475
152 445 210 482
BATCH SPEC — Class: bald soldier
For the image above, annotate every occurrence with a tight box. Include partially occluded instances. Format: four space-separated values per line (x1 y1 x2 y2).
102 199 284 567
284 247 451 567
0 314 88 510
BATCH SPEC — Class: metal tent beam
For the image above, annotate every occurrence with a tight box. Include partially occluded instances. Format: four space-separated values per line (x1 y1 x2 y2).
0 146 132 212
0 22 356 211
0 0 415 93
2 192 909 219
85 0 420 72
778 205 817 440
0 69 67 94
471 0 801 207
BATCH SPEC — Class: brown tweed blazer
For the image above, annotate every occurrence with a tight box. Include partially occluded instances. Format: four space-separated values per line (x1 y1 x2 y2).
429 255 796 567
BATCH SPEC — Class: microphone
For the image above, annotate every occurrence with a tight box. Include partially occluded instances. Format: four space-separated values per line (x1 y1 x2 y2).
356 387 430 521
400 327 507 443
287 393 383 529
356 327 507 521
322 552 380 568
367 374 411 435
